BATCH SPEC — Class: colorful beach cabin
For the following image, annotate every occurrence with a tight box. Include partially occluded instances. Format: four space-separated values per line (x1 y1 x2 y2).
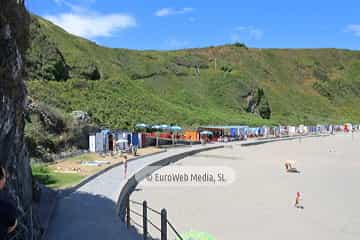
90 130 145 153
198 125 249 141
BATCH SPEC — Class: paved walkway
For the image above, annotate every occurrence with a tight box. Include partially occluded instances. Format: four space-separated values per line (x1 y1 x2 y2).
46 144 220 240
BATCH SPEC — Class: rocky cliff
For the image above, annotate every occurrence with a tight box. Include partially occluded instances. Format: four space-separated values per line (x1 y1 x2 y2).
0 0 39 239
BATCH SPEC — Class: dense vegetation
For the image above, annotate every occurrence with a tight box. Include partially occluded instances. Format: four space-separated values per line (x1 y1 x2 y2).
24 15 360 159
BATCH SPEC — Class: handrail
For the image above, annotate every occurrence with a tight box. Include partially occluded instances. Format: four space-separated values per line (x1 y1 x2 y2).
147 218 161 233
130 209 143 218
130 200 143 206
147 206 162 215
118 145 225 239
127 199 184 240
167 220 183 240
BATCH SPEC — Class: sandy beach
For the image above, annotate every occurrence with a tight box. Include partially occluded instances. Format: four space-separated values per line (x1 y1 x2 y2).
131 133 360 240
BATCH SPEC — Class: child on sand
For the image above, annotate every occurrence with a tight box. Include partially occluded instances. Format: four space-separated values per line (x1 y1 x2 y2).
294 192 303 209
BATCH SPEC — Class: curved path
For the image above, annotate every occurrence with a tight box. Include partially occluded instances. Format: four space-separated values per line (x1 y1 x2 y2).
46 144 223 240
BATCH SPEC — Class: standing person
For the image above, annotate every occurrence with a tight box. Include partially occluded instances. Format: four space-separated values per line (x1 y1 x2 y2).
133 144 138 156
113 139 117 155
294 192 303 208
123 156 128 179
0 166 18 239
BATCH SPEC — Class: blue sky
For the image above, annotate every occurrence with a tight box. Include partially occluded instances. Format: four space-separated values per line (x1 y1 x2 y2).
27 0 360 50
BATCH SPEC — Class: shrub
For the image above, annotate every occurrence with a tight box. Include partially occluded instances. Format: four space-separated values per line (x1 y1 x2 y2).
233 42 247 48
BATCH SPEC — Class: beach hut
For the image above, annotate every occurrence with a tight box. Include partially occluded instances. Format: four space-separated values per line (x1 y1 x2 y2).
184 130 199 142
95 132 105 152
92 130 131 153
89 134 96 152
230 128 238 138
274 126 281 137
288 126 296 136
131 132 140 146
97 129 116 152
262 126 270 137
238 126 249 139
248 127 258 137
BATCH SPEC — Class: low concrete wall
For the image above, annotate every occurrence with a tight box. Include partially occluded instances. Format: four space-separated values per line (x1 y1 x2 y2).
115 145 224 219
241 134 330 146
63 150 167 195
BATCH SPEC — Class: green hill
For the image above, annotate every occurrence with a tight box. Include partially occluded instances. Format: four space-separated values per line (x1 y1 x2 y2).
26 15 360 131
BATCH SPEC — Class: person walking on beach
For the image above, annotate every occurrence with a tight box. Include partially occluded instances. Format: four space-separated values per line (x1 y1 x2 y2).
0 166 18 239
294 192 303 209
123 155 128 179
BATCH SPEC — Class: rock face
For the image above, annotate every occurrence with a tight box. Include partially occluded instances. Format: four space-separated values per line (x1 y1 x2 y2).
246 88 272 119
27 98 66 134
71 111 91 124
0 0 39 239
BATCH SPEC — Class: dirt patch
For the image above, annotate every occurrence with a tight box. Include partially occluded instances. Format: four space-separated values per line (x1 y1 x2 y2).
47 147 161 177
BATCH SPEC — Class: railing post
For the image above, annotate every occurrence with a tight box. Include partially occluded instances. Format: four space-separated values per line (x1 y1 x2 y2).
161 209 167 240
126 195 130 229
143 201 148 240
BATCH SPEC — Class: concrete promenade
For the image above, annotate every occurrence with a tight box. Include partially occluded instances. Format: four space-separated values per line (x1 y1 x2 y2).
45 144 222 240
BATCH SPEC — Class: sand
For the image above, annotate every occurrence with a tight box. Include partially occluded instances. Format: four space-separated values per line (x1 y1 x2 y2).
131 133 360 240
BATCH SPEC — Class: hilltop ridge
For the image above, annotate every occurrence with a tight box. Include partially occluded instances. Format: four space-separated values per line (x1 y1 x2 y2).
26 15 360 129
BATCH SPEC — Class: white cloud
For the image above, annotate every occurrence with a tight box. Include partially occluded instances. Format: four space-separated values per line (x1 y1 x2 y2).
155 8 194 17
45 13 136 38
234 26 264 41
46 0 135 39
345 24 360 37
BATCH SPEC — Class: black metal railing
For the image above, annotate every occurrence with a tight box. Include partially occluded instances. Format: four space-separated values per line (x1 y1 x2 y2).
126 198 183 240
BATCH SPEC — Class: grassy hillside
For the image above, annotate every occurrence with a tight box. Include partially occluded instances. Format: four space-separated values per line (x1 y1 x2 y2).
26 15 360 132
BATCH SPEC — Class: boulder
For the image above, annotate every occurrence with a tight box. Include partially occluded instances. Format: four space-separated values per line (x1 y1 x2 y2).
71 111 91 124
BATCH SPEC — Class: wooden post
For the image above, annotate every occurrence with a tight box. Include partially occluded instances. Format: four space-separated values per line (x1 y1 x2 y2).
161 209 167 240
143 201 148 240
126 195 130 229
